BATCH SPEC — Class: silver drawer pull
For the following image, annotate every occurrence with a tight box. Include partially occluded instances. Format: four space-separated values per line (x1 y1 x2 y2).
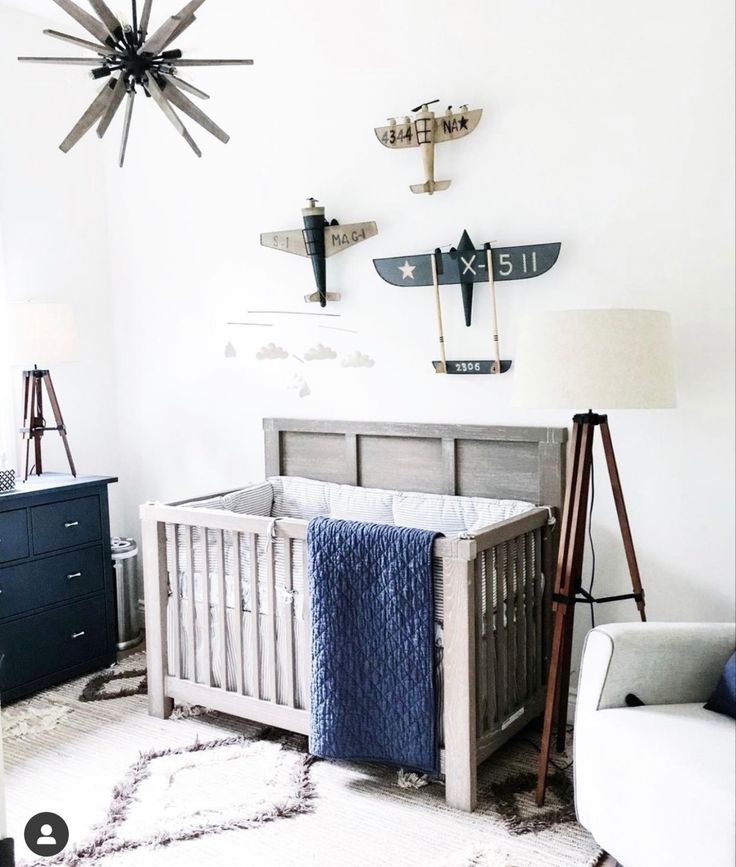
64 521 80 528
71 631 86 639
67 572 82 580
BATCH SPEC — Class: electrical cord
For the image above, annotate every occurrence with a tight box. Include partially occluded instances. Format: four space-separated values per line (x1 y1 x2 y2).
521 725 575 772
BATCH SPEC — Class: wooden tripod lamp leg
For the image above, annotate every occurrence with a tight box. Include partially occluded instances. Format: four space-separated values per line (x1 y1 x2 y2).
22 371 32 482
536 418 595 806
599 421 646 621
43 372 77 477
32 375 44 477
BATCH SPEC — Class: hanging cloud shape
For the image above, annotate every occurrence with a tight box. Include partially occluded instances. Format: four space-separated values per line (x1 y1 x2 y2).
289 374 311 398
341 350 375 369
304 343 338 362
256 343 289 360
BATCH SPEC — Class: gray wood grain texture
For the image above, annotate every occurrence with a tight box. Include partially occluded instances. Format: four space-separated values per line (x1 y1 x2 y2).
141 519 174 718
442 555 477 811
264 419 566 511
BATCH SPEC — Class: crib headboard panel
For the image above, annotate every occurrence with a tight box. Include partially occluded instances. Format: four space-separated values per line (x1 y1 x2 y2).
263 419 567 512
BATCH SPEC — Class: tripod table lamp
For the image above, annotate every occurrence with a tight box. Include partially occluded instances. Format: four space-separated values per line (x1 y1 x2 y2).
512 308 676 805
8 302 79 481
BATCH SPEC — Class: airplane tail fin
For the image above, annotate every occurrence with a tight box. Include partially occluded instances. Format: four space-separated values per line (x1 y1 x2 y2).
304 291 342 304
410 179 452 195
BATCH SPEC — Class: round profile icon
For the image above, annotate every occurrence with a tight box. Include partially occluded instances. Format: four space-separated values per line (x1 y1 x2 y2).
24 812 69 857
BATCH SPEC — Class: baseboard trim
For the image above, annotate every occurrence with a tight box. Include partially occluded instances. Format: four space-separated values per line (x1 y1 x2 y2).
0 836 15 867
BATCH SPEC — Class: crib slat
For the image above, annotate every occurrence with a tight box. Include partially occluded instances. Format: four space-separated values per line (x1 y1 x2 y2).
232 532 245 694
302 540 311 711
505 541 517 712
495 544 508 721
282 537 296 707
535 527 543 691
515 534 527 702
525 532 535 697
265 534 278 703
169 525 181 679
216 530 228 691
475 554 487 733
201 527 212 687
185 526 196 682
485 550 498 729
248 533 261 700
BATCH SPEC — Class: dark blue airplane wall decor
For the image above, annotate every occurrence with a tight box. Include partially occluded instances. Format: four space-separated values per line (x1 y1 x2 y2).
374 231 561 375
261 199 378 308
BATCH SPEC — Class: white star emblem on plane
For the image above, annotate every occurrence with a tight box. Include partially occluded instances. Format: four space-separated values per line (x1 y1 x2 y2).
399 260 416 280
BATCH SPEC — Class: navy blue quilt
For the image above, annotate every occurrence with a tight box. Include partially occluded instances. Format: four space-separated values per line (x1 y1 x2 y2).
308 516 439 775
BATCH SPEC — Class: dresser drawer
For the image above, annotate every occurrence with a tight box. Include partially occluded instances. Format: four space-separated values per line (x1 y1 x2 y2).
0 509 29 564
0 595 108 695
31 495 102 554
0 545 106 620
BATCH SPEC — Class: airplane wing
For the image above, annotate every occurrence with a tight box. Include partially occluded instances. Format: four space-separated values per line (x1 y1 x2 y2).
260 229 308 257
374 122 418 149
433 108 483 143
324 222 378 258
374 242 561 286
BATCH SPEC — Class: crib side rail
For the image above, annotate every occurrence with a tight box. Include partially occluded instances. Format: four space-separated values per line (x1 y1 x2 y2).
140 503 310 726
441 507 550 812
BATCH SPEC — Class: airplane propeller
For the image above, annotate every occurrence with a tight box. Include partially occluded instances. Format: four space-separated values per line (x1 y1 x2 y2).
411 98 439 112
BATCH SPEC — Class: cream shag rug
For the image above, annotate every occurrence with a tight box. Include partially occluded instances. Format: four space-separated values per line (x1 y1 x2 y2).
3 654 603 867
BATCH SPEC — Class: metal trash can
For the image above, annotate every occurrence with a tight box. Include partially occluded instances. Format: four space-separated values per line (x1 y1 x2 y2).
111 537 143 651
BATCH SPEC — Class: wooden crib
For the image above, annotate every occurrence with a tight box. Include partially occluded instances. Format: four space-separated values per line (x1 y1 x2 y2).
140 419 566 812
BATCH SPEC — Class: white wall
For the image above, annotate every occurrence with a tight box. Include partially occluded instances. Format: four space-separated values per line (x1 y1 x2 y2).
1 0 734 669
0 5 122 524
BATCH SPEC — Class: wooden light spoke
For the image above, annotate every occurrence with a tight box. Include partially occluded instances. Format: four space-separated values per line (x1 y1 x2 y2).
20 0 252 164
163 79 229 142
87 0 123 38
119 90 136 167
139 0 154 36
163 14 197 50
18 56 102 65
97 73 127 138
60 79 117 152
161 72 210 99
52 0 114 46
171 59 254 66
146 74 201 157
43 29 112 54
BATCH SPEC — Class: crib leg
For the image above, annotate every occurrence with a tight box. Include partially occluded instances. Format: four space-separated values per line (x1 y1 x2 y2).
443 555 478 812
142 517 174 720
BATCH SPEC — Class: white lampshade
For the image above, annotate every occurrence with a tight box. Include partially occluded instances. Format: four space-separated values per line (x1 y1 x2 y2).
7 302 79 368
513 309 676 410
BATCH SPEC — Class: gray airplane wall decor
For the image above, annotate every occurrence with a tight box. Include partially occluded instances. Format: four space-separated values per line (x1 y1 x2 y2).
375 100 482 195
19 0 253 166
261 199 378 308
374 233 561 375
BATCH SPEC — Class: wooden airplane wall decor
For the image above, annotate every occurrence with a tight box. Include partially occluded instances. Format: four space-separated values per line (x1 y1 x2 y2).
261 199 378 307
375 100 482 195
374 233 561 375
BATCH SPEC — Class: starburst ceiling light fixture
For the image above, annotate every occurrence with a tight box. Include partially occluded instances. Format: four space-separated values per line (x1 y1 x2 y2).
18 0 253 166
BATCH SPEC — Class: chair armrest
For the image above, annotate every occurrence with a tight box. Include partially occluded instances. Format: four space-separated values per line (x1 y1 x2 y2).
576 622 735 715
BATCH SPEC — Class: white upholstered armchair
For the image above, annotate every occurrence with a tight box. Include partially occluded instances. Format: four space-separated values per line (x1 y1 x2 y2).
574 622 735 867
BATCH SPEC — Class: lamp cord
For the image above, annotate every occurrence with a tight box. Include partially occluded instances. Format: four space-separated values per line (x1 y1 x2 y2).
587 459 596 628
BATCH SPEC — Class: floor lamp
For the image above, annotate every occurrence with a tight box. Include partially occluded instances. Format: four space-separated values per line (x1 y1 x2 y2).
8 303 79 481
513 309 676 806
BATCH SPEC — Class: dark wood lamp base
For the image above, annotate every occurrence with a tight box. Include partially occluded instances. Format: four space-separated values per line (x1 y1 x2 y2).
536 412 647 805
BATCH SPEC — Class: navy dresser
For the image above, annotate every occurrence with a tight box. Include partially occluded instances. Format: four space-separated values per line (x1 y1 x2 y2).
0 475 118 705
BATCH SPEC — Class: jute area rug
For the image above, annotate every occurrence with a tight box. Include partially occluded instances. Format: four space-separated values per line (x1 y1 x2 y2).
2 654 603 867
